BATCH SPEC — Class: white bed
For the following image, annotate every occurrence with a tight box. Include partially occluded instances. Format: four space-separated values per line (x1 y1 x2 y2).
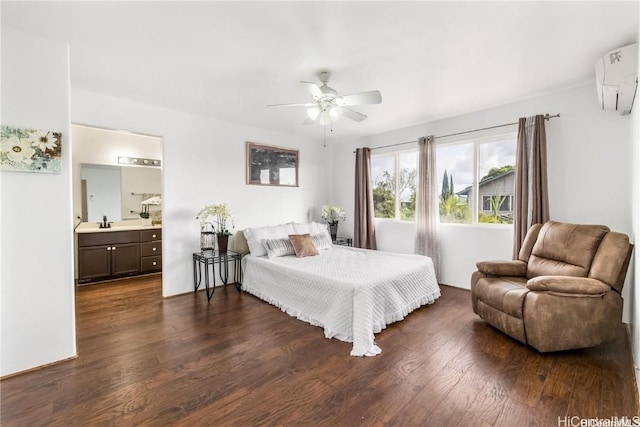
240 240 440 357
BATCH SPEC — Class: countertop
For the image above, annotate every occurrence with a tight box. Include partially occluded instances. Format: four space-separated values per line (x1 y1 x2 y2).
75 220 162 234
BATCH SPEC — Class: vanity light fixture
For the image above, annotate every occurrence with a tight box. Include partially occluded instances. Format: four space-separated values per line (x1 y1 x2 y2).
118 156 161 167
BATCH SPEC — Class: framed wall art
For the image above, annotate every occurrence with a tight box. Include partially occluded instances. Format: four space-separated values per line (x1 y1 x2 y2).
246 142 299 187
0 126 62 173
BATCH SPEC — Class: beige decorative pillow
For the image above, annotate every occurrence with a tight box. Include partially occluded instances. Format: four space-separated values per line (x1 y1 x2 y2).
288 234 319 258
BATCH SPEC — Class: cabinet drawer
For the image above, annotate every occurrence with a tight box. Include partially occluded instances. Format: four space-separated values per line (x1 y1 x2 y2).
140 241 162 257
141 255 162 272
78 230 139 247
141 229 162 242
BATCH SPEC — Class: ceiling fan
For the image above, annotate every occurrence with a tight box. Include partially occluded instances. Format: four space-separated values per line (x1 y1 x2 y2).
268 71 382 126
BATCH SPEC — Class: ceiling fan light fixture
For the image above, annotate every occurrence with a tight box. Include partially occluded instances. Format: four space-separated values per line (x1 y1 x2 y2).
329 105 342 120
306 105 320 120
319 111 332 126
267 70 381 129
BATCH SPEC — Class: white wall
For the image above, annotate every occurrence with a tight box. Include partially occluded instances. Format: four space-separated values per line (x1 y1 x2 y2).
0 28 76 376
630 39 640 390
71 89 330 297
330 84 634 320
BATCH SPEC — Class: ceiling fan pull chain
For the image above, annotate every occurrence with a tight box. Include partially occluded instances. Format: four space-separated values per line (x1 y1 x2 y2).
323 125 326 148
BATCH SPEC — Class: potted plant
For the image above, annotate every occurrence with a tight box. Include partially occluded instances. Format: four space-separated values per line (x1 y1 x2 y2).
139 204 151 226
321 204 346 242
197 203 234 252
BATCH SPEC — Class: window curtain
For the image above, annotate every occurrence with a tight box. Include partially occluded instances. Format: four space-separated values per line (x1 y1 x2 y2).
513 115 549 258
354 147 377 249
414 136 440 280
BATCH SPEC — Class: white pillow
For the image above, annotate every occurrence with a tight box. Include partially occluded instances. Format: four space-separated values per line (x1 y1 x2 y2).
291 222 312 234
293 221 331 240
263 237 295 258
263 233 332 258
311 233 333 251
245 223 295 257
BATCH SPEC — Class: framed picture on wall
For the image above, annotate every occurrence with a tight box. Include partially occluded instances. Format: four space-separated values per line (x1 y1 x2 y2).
0 126 62 173
246 142 299 187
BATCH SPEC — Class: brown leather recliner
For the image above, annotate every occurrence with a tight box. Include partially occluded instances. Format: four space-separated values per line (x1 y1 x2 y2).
471 221 633 352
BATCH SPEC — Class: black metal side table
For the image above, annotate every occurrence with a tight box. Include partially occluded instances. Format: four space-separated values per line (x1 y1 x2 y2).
192 249 242 301
334 237 353 247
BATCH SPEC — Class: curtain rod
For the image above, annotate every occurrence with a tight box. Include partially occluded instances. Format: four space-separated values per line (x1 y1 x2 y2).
357 113 560 153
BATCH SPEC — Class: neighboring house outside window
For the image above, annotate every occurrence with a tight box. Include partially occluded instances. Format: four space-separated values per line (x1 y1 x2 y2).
482 195 513 212
458 170 515 222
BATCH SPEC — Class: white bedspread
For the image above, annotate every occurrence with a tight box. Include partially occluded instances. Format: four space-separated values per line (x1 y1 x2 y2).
241 246 440 356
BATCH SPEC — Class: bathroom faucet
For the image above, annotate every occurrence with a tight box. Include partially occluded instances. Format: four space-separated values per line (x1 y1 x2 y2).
100 215 111 229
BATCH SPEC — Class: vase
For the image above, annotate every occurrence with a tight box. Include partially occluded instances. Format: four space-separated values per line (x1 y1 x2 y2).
329 223 338 242
217 234 229 254
200 231 215 250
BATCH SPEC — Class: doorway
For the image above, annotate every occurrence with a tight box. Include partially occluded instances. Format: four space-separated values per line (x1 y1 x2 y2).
71 124 163 290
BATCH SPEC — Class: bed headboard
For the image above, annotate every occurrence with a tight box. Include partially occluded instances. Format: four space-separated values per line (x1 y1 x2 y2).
231 230 250 256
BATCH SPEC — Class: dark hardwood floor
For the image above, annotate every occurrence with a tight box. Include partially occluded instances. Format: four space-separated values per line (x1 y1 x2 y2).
1 275 638 426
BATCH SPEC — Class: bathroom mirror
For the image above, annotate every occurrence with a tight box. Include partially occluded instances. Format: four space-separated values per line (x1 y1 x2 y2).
81 163 161 222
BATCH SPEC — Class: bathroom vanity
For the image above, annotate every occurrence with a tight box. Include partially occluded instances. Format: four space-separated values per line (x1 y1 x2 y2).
76 222 162 284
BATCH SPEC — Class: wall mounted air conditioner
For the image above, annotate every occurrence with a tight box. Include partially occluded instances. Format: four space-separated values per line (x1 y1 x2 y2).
595 43 638 115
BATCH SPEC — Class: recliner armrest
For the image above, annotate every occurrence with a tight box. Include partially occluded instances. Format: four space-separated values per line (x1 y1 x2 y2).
526 276 610 296
476 260 527 277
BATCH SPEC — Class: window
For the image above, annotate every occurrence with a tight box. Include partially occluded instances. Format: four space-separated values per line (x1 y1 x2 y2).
476 136 516 224
370 133 515 225
371 151 417 221
437 143 473 223
437 134 516 224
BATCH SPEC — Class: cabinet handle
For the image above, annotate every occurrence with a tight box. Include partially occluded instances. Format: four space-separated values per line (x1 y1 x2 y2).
152 247 156 251
152 234 156 238
152 262 157 266
112 246 116 250
107 247 112 251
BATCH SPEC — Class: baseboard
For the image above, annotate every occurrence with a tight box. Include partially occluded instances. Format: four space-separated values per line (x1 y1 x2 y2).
163 282 241 299
0 355 78 381
439 282 470 291
76 271 162 286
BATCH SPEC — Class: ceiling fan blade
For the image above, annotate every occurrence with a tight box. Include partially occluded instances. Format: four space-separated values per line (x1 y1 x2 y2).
341 107 367 122
300 81 323 99
336 90 382 106
267 102 315 108
302 117 316 126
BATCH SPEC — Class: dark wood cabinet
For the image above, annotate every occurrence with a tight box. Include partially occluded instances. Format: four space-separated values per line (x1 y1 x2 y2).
140 229 162 273
78 229 159 284
78 245 112 281
111 242 141 276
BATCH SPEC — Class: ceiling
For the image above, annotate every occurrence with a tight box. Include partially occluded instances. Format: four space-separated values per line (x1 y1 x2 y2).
2 1 638 143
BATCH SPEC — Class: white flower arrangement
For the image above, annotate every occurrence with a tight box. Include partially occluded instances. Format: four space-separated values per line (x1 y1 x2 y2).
321 204 346 225
197 203 235 236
